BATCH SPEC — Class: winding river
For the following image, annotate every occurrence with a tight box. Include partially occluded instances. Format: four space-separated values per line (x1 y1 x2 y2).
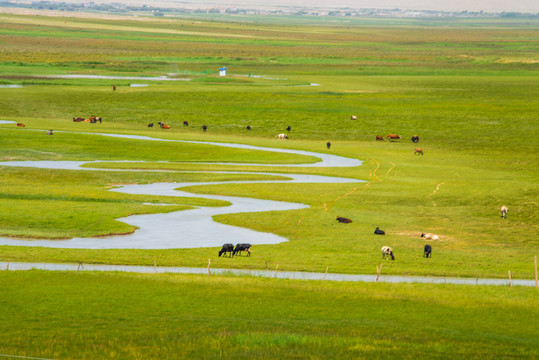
0 122 363 249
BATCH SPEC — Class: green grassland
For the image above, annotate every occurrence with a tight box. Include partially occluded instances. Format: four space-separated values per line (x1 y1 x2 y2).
0 13 537 278
0 11 538 359
0 271 537 359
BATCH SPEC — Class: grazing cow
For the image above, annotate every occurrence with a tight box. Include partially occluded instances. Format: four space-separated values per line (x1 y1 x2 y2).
500 205 508 219
421 233 439 241
327 142 331 149
183 121 189 127
387 134 401 141
374 227 385 235
411 135 419 143
381 246 395 260
286 126 291 132
47 129 54 135
336 216 352 223
414 148 423 155
148 123 154 127
376 135 384 141
424 244 432 258
246 125 251 130
16 123 25 127
73 117 84 122
158 122 164 127
113 85 116 91
233 243 251 257
162 125 171 129
351 115 357 120
218 243 234 257
277 133 288 140
96 117 102 124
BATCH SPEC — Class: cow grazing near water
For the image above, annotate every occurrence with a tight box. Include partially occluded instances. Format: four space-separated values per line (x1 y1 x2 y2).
16 123 25 127
381 246 395 260
277 133 288 140
183 121 189 127
411 135 419 143
202 125 207 132
421 233 439 241
376 135 384 141
233 243 251 257
424 244 432 258
336 216 352 223
387 134 401 141
219 243 234 257
414 148 423 155
148 123 154 127
327 142 331 149
374 227 385 235
500 205 508 219
47 129 54 135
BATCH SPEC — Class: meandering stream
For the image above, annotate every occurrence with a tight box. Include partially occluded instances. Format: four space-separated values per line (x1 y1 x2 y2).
0 124 363 249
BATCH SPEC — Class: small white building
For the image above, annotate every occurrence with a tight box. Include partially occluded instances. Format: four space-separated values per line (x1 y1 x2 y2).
219 67 227 77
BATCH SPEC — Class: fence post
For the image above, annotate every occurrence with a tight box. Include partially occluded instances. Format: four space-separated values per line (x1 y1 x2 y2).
207 259 211 275
274 263 279 278
535 256 538 288
6 262 9 271
508 270 512 287
154 258 157 273
323 266 329 280
376 264 383 282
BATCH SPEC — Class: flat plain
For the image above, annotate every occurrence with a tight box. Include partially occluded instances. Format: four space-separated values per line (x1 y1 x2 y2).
0 10 537 358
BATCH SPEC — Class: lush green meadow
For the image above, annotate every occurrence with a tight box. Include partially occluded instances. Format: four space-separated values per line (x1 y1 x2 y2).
0 12 537 278
0 10 538 359
0 270 537 359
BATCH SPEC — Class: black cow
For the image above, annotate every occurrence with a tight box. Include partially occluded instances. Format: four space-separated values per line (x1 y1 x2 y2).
148 123 154 127
233 243 251 257
202 125 207 132
374 227 385 235
327 142 331 149
411 135 419 143
424 244 432 258
183 121 189 127
336 216 352 223
246 125 251 130
219 243 234 257
286 126 291 132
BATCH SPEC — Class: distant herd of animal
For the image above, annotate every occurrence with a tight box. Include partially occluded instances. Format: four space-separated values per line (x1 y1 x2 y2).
332 206 509 261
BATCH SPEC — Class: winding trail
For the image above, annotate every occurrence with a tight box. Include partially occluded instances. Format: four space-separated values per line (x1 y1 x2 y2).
0 124 363 249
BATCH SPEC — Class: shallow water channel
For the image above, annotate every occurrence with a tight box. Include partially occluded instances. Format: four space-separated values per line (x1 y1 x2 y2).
2 262 534 287
0 126 363 249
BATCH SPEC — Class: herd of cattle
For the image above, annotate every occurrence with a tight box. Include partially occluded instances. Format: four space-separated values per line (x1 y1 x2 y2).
218 243 252 257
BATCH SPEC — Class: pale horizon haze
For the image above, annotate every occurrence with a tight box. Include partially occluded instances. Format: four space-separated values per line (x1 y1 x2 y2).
44 0 539 13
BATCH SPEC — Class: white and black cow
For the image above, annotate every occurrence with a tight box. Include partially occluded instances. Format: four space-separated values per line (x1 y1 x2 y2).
381 246 395 260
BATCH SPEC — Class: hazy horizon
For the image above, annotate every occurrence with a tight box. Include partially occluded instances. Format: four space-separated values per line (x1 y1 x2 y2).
36 0 539 13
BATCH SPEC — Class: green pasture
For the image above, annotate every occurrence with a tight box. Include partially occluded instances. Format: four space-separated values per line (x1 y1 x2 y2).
0 271 537 359
0 13 537 279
